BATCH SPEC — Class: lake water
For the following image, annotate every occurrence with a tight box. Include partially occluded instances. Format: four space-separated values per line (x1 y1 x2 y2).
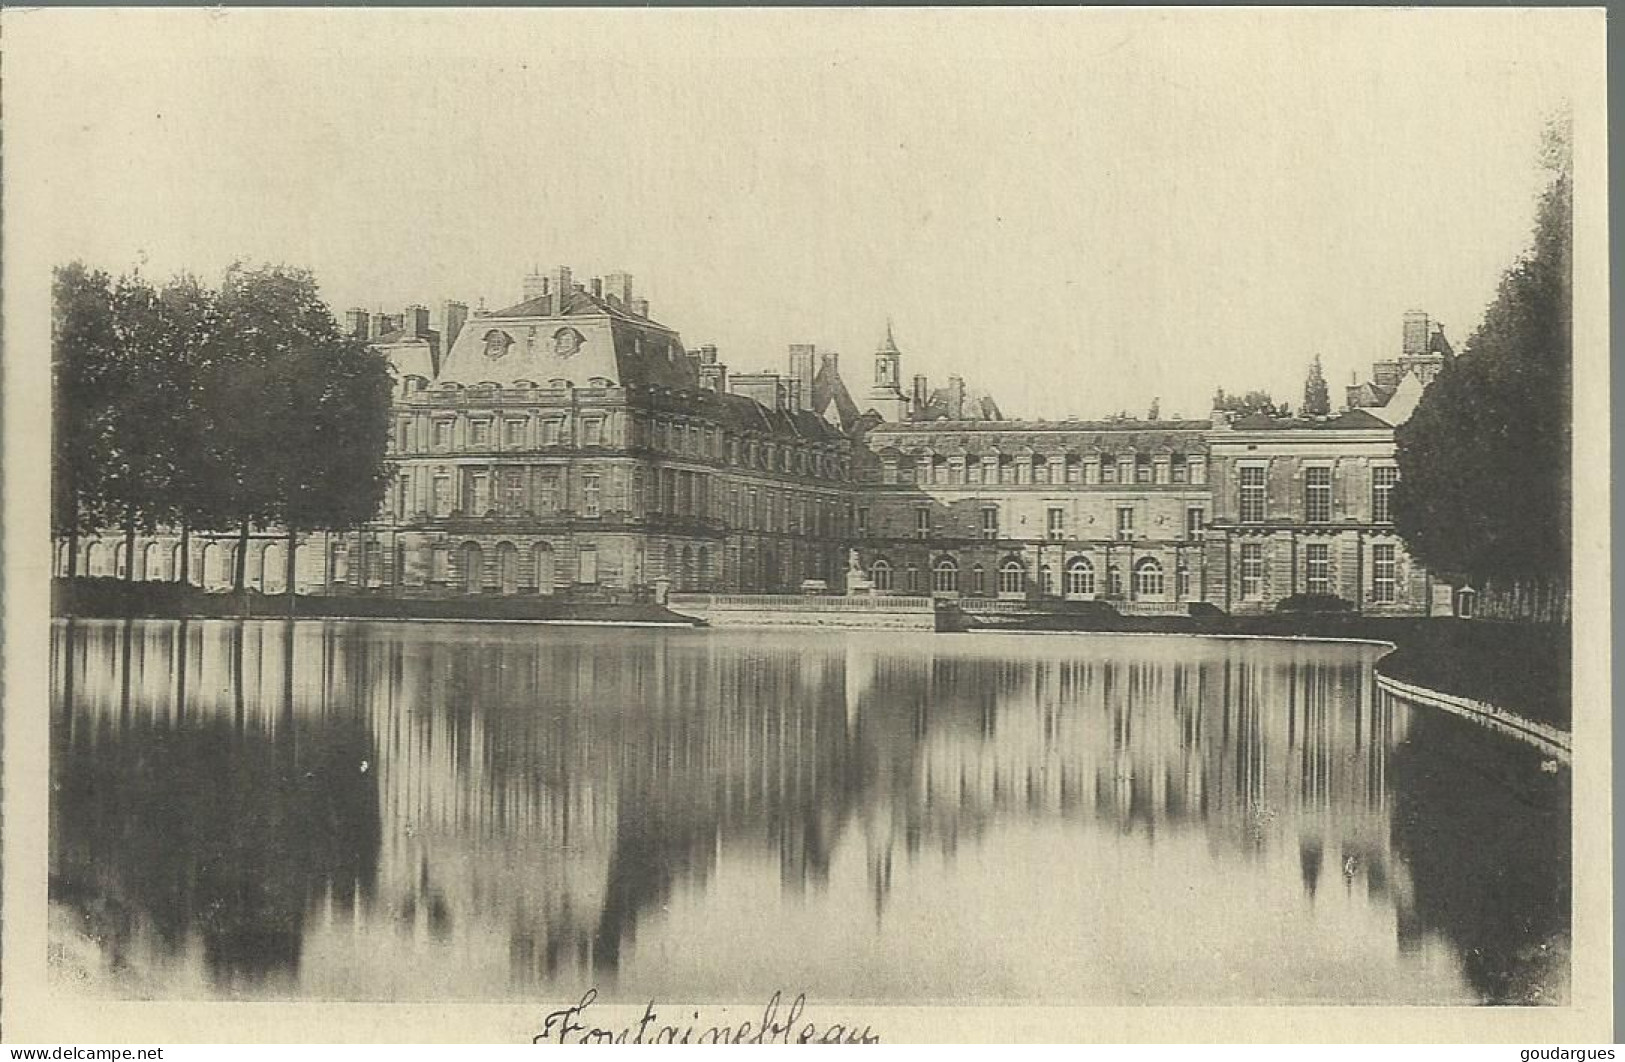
49 618 1569 1005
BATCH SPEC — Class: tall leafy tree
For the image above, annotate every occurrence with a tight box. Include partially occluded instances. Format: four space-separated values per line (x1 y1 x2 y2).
1302 354 1331 416
100 273 207 580
1393 115 1571 582
207 264 394 599
278 324 395 603
155 274 221 586
52 263 119 575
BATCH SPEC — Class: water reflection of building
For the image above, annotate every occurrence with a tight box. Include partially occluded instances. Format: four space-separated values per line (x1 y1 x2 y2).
51 619 1565 1002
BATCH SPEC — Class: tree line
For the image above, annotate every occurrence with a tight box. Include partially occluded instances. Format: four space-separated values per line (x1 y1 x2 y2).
53 262 395 595
1393 114 1571 593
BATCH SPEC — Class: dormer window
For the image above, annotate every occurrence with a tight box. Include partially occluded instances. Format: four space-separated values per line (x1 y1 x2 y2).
553 328 585 357
482 329 514 360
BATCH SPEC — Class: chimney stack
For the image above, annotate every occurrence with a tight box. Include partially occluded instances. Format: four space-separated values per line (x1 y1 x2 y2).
912 374 930 414
788 344 817 410
523 268 547 302
404 305 431 337
1402 309 1430 357
631 297 650 318
440 300 468 351
551 266 573 309
604 272 633 307
590 277 603 299
371 312 393 339
947 375 966 419
345 309 370 340
819 351 839 375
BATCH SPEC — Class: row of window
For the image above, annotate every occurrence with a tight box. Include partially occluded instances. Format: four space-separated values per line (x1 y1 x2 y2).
395 465 853 534
1237 541 1399 602
397 413 848 481
869 555 1183 598
862 505 1210 542
885 452 1208 487
1237 464 1397 524
862 542 1402 603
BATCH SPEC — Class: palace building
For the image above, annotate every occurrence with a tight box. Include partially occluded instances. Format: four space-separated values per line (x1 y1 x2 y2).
60 266 1452 615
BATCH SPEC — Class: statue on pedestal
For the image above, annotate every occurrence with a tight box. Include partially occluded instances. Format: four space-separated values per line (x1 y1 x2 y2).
845 548 874 596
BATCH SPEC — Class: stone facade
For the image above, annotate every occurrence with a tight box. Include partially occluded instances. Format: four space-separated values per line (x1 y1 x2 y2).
1203 410 1429 615
58 271 1445 615
853 420 1216 608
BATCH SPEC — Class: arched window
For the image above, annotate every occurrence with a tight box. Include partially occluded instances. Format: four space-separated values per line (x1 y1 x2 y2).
1108 566 1123 597
905 564 919 592
531 542 555 595
870 558 893 591
933 557 958 593
1134 557 1165 598
461 541 483 593
999 559 1025 595
1039 564 1054 596
1066 557 1095 597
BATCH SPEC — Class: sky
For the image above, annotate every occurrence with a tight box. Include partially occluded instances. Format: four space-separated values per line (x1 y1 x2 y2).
5 8 1595 421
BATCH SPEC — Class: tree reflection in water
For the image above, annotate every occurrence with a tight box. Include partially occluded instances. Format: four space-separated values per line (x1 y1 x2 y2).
50 619 1568 1003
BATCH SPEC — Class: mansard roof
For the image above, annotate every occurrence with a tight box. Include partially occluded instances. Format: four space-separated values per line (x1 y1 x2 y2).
376 330 442 380
438 303 692 391
632 386 847 443
487 288 671 330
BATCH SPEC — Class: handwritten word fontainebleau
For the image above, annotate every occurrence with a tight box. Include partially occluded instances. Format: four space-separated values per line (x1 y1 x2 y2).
534 989 879 1044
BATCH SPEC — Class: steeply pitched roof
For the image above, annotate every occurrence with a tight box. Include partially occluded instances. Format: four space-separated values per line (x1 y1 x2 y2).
810 359 862 430
486 289 671 330
876 320 901 355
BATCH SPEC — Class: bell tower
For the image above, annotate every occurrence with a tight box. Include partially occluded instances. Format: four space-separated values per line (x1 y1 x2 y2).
874 320 901 389
868 319 911 422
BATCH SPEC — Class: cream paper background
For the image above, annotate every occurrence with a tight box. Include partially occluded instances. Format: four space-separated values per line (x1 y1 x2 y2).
1 7 1610 1043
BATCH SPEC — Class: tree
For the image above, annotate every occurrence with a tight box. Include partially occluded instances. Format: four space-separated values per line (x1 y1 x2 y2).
100 273 207 580
155 274 221 587
52 263 119 575
278 327 395 604
207 265 394 602
1392 115 1571 582
1302 355 1331 416
52 261 393 598
1212 387 1287 418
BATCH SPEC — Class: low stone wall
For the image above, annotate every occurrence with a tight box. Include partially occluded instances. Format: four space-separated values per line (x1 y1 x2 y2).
668 593 937 630
1374 671 1571 764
